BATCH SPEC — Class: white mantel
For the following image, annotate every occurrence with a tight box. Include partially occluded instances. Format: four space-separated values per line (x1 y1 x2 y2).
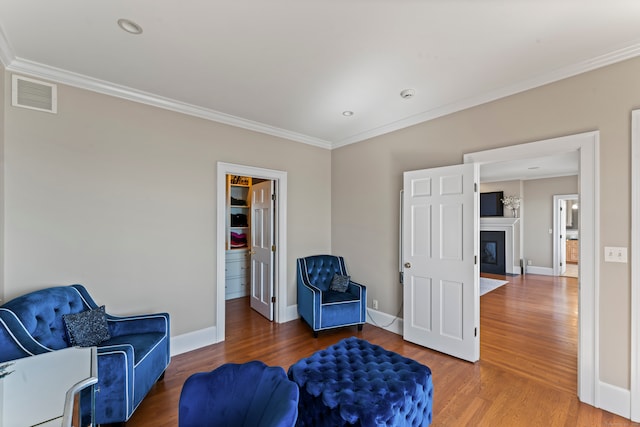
480 217 520 274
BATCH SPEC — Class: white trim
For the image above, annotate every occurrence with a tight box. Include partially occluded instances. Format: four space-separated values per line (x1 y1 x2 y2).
464 130 600 408
525 266 554 276
170 326 218 356
6 58 332 149
0 24 14 67
631 109 640 421
333 43 640 148
366 307 403 336
599 381 630 419
285 305 299 323
216 162 288 342
2 40 640 148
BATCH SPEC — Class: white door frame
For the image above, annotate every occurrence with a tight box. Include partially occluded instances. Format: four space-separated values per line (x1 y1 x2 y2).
464 130 600 406
630 110 640 421
216 162 288 341
553 194 578 276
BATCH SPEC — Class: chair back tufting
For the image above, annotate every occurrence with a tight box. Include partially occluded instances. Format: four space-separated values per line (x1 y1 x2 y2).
297 255 347 292
0 286 91 359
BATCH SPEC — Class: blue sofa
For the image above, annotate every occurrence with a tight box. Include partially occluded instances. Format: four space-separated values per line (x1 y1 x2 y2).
0 284 170 425
297 255 366 337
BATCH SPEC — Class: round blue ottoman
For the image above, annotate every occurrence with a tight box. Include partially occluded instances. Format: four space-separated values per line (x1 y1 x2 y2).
288 337 433 426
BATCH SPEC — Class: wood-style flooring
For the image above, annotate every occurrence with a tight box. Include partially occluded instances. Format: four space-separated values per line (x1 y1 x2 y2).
125 273 637 426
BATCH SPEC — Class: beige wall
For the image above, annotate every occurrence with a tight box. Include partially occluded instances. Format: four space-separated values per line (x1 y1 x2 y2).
523 176 578 268
2 76 332 335
0 65 4 300
332 56 640 389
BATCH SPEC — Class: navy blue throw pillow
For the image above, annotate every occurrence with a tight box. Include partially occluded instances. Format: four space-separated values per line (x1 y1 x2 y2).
330 274 350 292
63 305 111 347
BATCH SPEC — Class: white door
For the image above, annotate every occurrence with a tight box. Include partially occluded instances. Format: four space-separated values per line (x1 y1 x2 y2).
250 180 274 320
402 163 479 362
559 199 567 276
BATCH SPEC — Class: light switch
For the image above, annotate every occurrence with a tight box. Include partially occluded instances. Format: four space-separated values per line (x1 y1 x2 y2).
604 246 628 263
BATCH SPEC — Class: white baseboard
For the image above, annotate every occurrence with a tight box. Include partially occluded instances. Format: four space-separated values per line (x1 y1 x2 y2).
524 266 554 276
599 381 630 419
366 307 403 335
283 305 299 323
171 326 219 356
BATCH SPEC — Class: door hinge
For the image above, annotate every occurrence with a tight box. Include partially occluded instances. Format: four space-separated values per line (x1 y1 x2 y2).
399 271 404 284
474 255 477 265
474 327 478 337
271 194 276 201
474 183 478 192
271 296 276 303
272 245 276 252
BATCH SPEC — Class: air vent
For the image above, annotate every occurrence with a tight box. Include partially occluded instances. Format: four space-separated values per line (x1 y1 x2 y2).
12 75 57 114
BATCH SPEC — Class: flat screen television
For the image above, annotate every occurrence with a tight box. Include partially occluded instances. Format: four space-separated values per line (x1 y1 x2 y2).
480 191 504 217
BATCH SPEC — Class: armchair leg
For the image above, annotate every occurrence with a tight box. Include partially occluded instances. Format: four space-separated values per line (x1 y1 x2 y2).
158 371 166 382
313 331 318 338
358 324 363 331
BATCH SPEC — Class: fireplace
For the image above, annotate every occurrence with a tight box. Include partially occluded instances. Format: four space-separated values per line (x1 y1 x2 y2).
480 230 506 274
480 217 520 275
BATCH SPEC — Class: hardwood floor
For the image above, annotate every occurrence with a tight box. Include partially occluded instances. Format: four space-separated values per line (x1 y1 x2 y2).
125 274 637 426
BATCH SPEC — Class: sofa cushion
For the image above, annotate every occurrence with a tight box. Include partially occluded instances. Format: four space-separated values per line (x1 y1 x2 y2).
322 290 360 304
63 305 111 347
102 332 167 364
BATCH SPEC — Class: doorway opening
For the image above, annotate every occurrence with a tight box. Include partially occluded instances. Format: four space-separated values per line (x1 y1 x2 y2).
554 194 579 278
216 162 288 342
465 130 599 406
224 175 276 320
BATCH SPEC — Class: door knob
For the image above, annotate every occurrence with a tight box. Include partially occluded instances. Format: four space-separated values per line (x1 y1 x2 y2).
404 262 411 268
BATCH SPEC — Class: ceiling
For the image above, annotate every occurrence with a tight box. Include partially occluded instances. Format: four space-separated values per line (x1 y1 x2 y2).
480 150 578 182
1 1 640 150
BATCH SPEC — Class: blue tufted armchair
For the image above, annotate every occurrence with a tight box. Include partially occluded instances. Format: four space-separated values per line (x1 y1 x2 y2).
179 361 299 427
0 284 170 425
297 255 366 337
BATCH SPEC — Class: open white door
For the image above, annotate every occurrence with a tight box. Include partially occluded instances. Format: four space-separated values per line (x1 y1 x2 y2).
559 199 567 276
250 180 274 320
402 163 479 362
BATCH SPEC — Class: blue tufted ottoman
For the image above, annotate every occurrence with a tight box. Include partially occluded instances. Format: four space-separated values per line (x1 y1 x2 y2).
288 337 433 426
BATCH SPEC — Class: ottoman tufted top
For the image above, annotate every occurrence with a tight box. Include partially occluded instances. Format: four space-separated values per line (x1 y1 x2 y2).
288 337 433 426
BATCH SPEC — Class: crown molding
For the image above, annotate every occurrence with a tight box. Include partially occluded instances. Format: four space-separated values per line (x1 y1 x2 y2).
0 25 14 67
5 58 333 150
4 38 640 150
333 41 640 149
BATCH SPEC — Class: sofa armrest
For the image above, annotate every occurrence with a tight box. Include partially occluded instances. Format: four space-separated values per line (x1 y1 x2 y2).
297 277 323 330
347 281 367 323
89 344 136 423
0 309 55 361
346 281 366 298
106 312 170 338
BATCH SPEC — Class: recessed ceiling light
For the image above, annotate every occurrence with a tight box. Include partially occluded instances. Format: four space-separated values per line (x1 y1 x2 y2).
400 89 415 99
342 110 354 117
118 18 143 35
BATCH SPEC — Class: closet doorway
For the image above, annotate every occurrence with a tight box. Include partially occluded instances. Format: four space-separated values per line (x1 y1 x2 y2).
216 162 288 342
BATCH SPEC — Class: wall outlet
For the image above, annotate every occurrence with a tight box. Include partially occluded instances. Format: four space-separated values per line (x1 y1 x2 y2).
604 246 628 263
527 259 532 266
372 299 379 310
